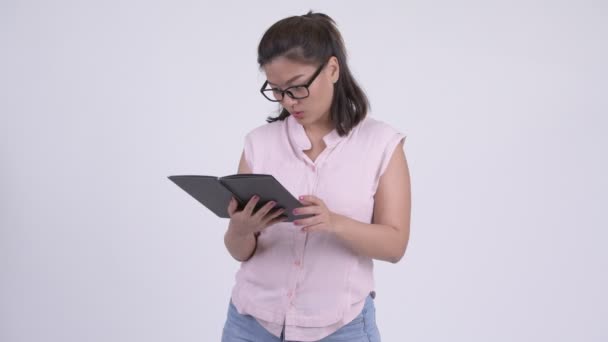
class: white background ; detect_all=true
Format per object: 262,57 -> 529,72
1,1 -> 607,341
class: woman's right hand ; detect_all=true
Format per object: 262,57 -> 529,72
227,195 -> 287,237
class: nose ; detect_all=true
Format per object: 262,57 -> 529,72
280,94 -> 298,108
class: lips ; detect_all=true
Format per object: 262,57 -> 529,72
292,111 -> 304,118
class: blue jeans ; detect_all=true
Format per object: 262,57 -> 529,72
221,292 -> 381,342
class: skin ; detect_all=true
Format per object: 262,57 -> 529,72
224,55 -> 411,263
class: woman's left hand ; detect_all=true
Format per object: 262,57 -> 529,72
293,195 -> 341,234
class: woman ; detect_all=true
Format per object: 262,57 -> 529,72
222,11 -> 411,342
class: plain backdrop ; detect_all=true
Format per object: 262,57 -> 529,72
1,1 -> 607,341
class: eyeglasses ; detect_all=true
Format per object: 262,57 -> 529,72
260,60 -> 327,102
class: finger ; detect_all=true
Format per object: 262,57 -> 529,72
299,195 -> 323,206
298,195 -> 312,205
294,214 -> 322,227
301,222 -> 325,233
262,207 -> 286,224
293,205 -> 322,216
254,200 -> 277,220
227,197 -> 238,217
266,213 -> 289,227
243,195 -> 260,216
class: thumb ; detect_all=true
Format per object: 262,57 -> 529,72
227,197 -> 238,216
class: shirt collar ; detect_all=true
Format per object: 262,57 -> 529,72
286,114 -> 346,151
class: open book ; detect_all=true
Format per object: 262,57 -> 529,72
168,174 -> 313,222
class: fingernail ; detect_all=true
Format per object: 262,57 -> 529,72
292,209 -> 298,214
269,201 -> 276,206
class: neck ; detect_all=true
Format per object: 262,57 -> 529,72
303,114 -> 333,140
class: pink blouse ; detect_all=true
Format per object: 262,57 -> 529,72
229,114 -> 406,341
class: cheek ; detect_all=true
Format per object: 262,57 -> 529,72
310,82 -> 334,109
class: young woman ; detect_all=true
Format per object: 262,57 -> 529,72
221,11 -> 411,342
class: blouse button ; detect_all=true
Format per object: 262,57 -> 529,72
294,260 -> 301,267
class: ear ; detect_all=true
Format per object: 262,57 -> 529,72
328,56 -> 340,83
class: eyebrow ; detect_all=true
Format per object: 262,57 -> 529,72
267,74 -> 304,87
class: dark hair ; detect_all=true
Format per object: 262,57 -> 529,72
257,11 -> 369,136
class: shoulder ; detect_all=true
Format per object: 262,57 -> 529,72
241,119 -> 285,171
245,119 -> 285,142
354,115 -> 406,142
352,115 -> 407,184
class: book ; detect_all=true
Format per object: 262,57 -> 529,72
167,174 -> 314,222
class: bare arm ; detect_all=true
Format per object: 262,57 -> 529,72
223,151 -> 286,262
333,140 -> 411,263
223,151 -> 257,262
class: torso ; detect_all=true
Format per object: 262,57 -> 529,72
303,139 -> 327,163
230,114 -> 406,340
303,149 -> 323,163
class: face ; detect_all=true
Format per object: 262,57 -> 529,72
262,56 -> 339,128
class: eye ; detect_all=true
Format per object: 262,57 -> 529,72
287,86 -> 309,98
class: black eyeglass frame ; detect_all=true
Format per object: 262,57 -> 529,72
259,60 -> 328,102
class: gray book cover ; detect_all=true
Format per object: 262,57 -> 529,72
168,174 -> 313,222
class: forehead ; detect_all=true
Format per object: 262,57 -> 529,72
263,56 -> 317,86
